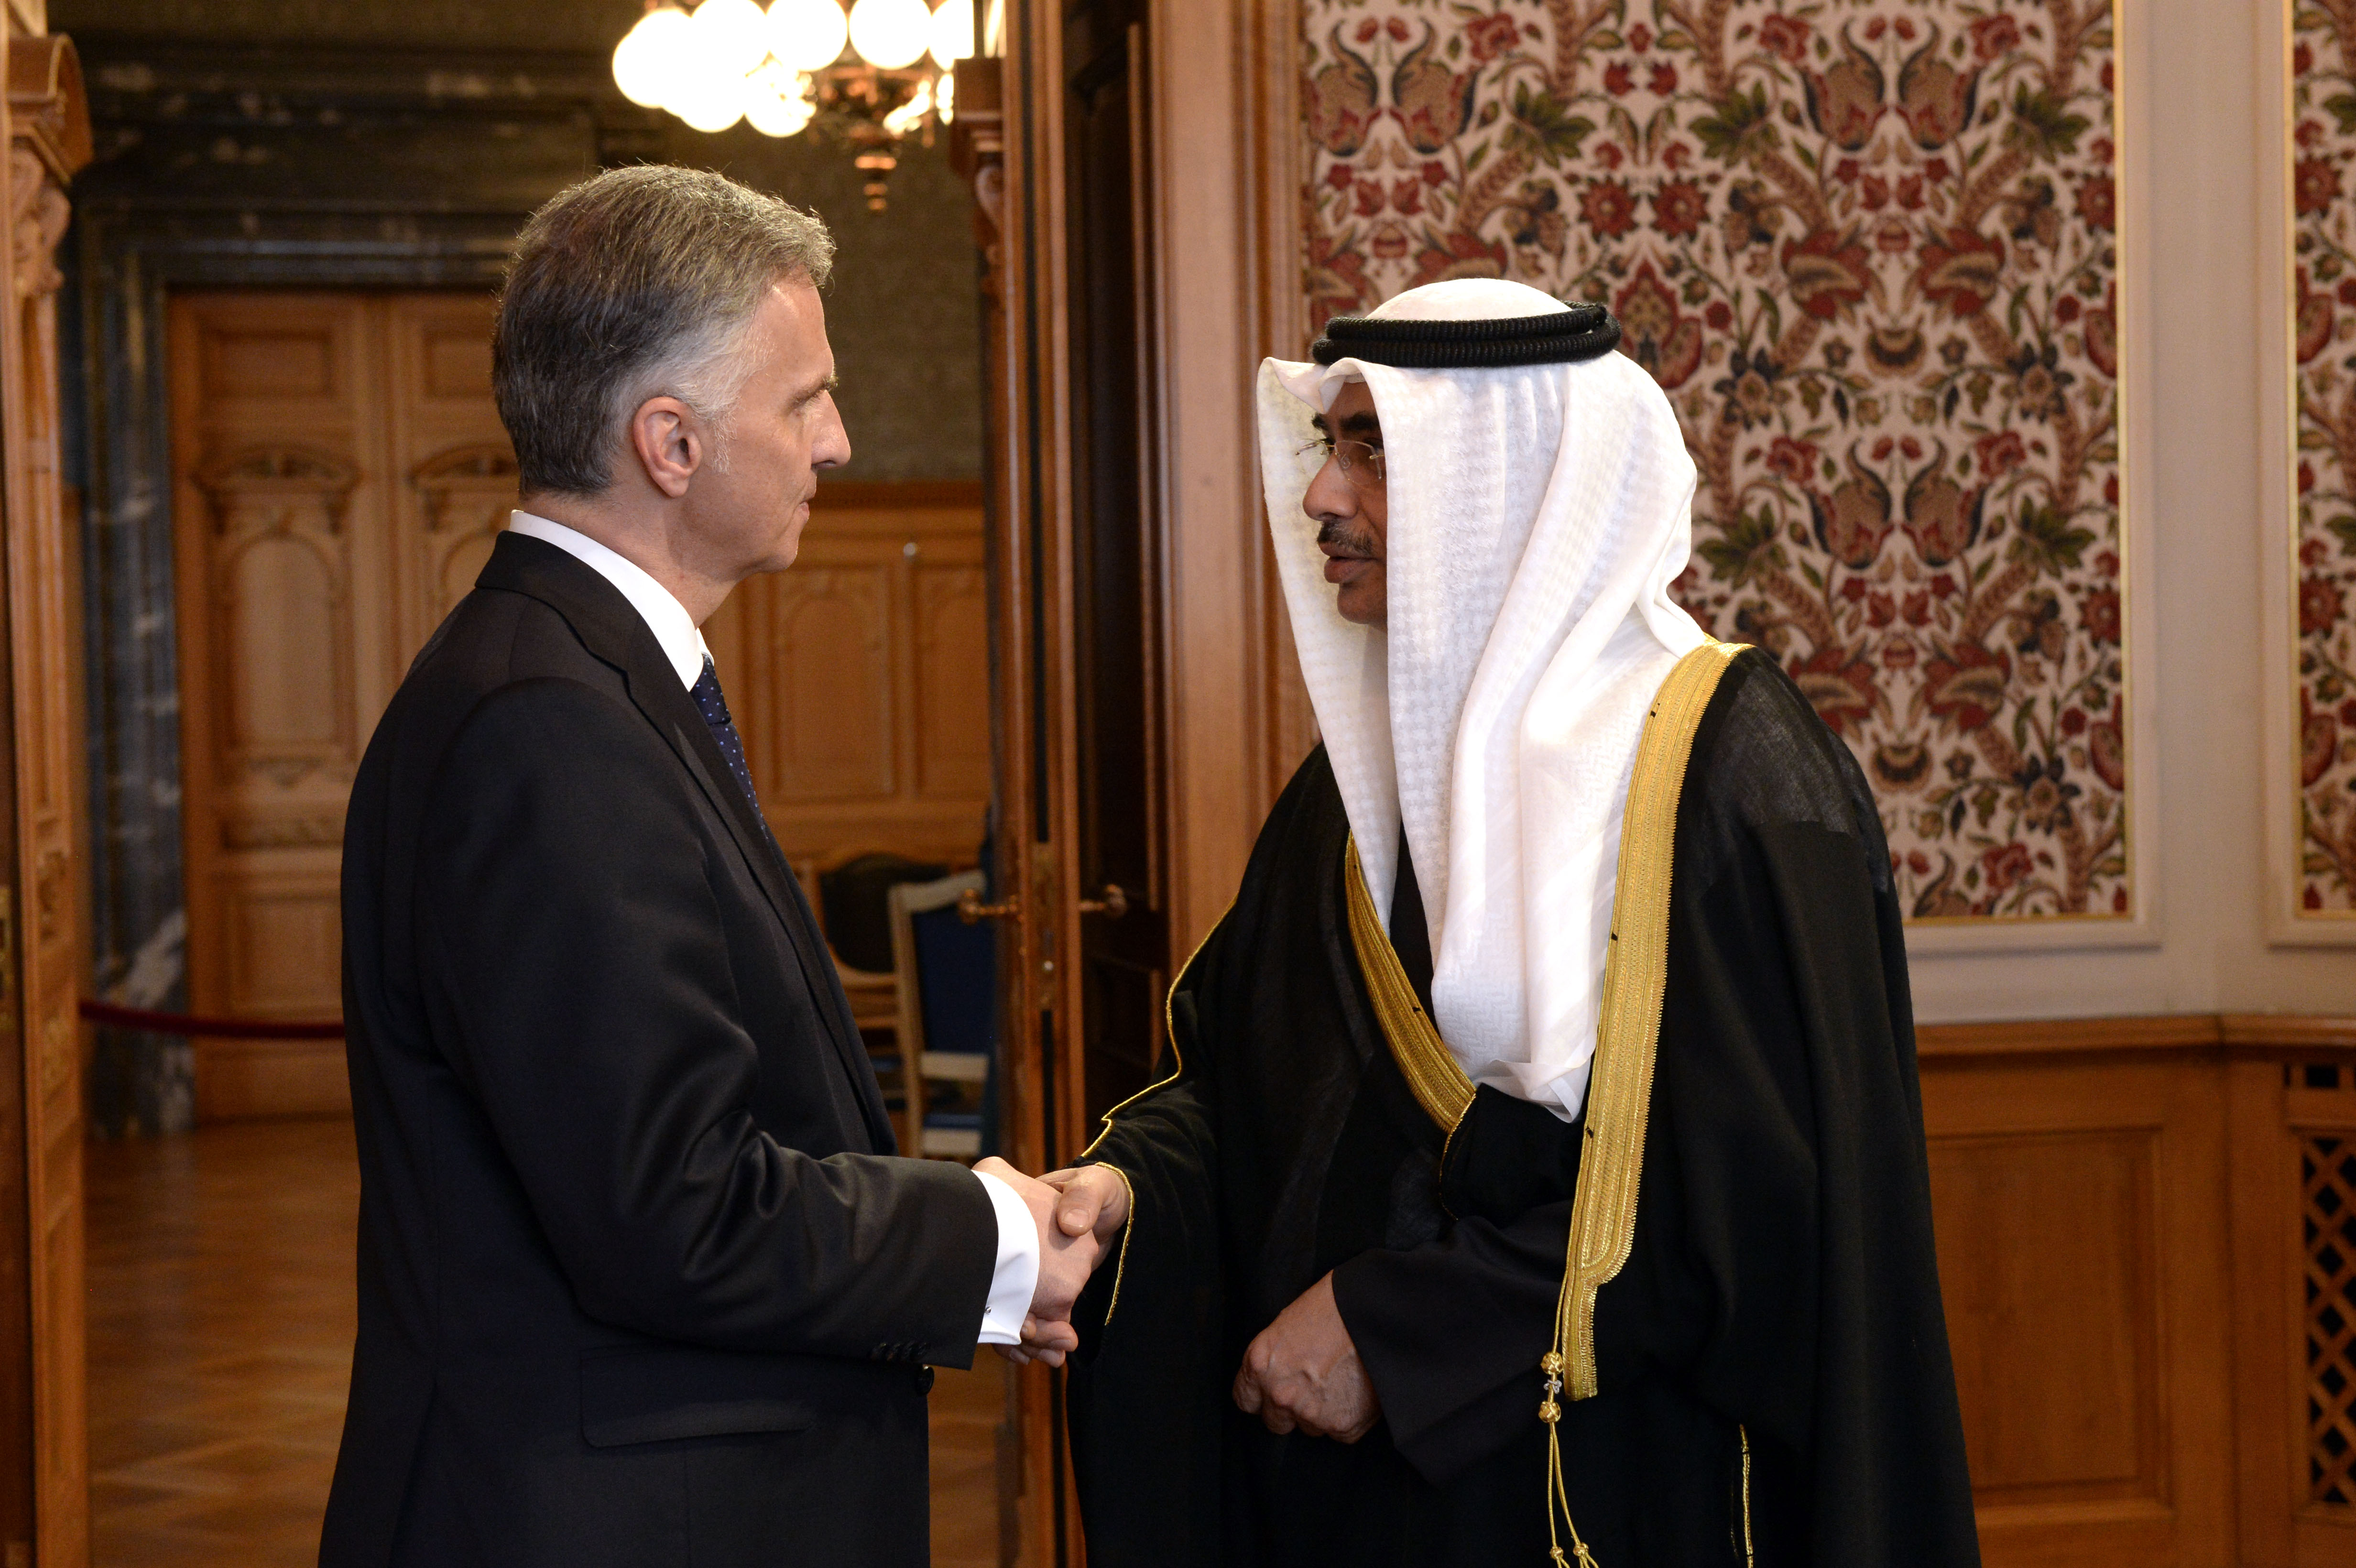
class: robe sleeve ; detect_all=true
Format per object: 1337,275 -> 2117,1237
1062,930 -> 1232,1568
1334,654 -> 1978,1564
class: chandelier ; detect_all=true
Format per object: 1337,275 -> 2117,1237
611,0 -> 975,210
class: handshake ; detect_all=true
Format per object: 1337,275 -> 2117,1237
969,1157 -> 1378,1442
972,1157 -> 1128,1366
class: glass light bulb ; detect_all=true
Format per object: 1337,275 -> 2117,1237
669,57 -> 750,132
744,66 -> 817,135
880,75 -> 931,136
928,0 -> 974,69
612,6 -> 693,109
847,0 -> 931,70
691,0 -> 774,75
767,0 -> 849,72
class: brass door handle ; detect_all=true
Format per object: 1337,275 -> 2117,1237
958,889 -> 1021,924
1077,884 -> 1130,919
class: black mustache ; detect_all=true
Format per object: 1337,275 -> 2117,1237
1316,520 -> 1378,558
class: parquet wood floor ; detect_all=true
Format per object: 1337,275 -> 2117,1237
86,1117 -> 1010,1567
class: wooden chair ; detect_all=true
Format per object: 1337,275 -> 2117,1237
887,871 -> 994,1159
791,856 -> 904,1089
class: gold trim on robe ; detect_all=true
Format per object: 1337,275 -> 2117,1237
1342,837 -> 1476,1130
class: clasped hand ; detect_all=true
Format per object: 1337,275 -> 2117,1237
971,1162 -> 1378,1443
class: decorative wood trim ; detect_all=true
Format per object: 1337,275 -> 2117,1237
810,479 -> 985,510
1918,1013 -> 2356,1061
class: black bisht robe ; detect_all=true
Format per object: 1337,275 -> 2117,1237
1067,648 -> 1980,1567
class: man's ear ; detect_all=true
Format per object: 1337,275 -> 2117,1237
626,396 -> 704,500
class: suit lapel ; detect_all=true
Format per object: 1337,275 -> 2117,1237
478,534 -> 896,1150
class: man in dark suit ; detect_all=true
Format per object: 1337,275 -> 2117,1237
323,165 -> 1094,1568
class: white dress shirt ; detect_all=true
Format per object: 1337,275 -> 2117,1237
508,512 -> 1040,1346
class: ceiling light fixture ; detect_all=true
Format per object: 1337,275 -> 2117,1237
612,0 -> 974,210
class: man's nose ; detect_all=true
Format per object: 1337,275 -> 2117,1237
1302,459 -> 1355,521
813,394 -> 851,470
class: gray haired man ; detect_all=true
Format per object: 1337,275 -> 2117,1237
324,165 -> 1093,1568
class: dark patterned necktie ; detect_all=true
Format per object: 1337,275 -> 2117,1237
690,656 -> 759,808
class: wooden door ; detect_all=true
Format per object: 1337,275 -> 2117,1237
5,28 -> 93,1568
956,0 -> 1177,1553
168,291 -> 509,1122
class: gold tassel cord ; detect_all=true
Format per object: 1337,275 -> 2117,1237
1537,639 -> 1746,1561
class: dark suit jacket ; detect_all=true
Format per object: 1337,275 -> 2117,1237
322,532 -> 998,1568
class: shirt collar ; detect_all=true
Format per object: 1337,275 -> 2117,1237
507,511 -> 710,689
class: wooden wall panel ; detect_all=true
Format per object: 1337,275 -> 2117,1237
706,488 -> 990,870
172,301 -> 993,1114
1920,1056 -> 2236,1567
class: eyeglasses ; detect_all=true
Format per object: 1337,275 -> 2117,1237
1301,436 -> 1387,494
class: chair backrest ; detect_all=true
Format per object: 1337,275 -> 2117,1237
886,871 -> 989,1066
822,852 -> 950,973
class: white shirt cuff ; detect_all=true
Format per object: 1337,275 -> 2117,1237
971,1169 -> 1040,1345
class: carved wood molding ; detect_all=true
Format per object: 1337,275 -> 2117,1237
412,442 -> 518,532
1919,1013 -> 2356,1060
9,34 -> 89,185
195,444 -> 360,788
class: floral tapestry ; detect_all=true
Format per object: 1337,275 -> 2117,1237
1301,0 -> 2126,919
2295,0 -> 2356,915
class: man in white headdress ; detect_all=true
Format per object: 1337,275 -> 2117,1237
1032,281 -> 1978,1567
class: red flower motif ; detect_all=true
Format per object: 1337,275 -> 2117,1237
1897,173 -> 1926,211
2301,573 -> 2346,639
1464,13 -> 1522,63
1386,18 -> 1408,41
1968,13 -> 2022,63
2298,42 -> 2316,76
1974,429 -> 2028,480
1662,142 -> 1692,170
1929,572 -> 1958,598
2061,707 -> 2088,737
1391,178 -> 1424,216
1758,14 -> 1811,64
1306,231 -> 1373,324
2055,294 -> 2081,323
1861,174 -> 1890,211
1604,62 -> 1635,96
1595,142 -> 1625,170
1791,644 -> 1879,735
1923,641 -> 2011,733
1324,163 -> 1356,191
1353,178 -> 1386,218
1901,590 -> 1931,626
1915,225 -> 2006,318
2341,698 -> 2356,726
1765,435 -> 1820,483
1408,230 -> 1505,287
2085,282 -> 2118,379
2299,272 -> 2336,366
2298,157 -> 2344,218
2304,697 -> 2340,787
1866,591 -> 1897,628
1613,261 -> 1704,389
1704,300 -> 1733,331
1980,843 -> 2033,893
2080,587 -> 2121,645
1649,62 -> 1679,95
1782,227 -> 1874,321
2092,720 -> 2129,795
2075,175 -> 2115,232
1841,576 -> 1870,602
1651,179 -> 1707,239
1582,177 -> 1639,239
1627,22 -> 1654,52
1421,160 -> 1448,186
1354,19 -> 1379,43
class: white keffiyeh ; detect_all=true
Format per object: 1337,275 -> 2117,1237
1258,278 -> 1707,1121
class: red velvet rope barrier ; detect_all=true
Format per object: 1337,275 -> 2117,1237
76,998 -> 345,1040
